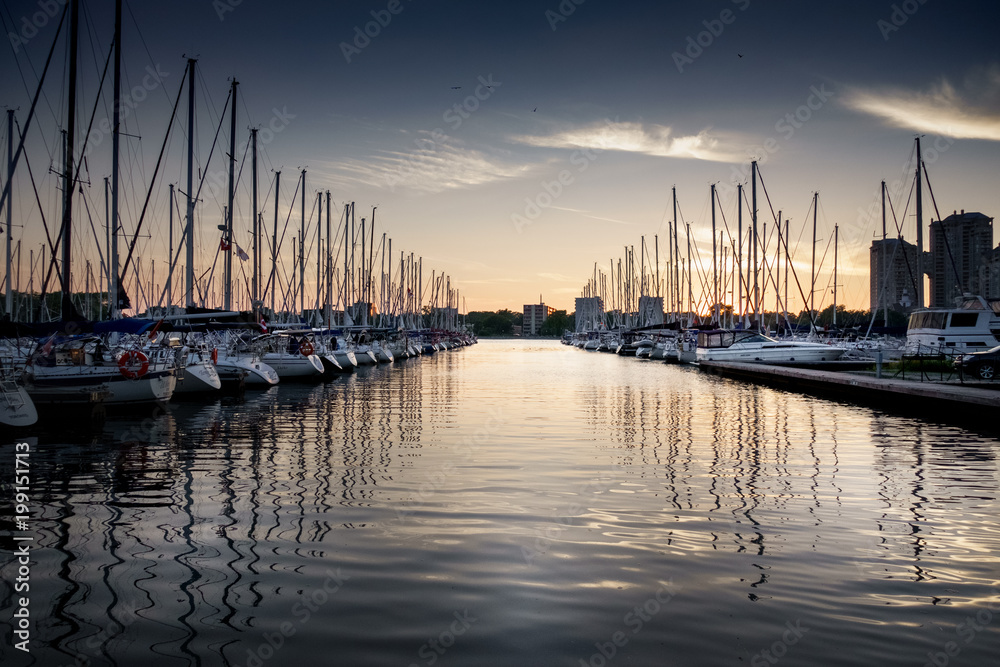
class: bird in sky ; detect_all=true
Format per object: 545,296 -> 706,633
451,86 -> 462,89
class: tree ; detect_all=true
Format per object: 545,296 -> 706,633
539,310 -> 571,336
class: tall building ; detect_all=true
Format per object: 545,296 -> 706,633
869,238 -> 921,314
523,299 -> 555,336
928,211 -> 993,307
574,297 -> 604,332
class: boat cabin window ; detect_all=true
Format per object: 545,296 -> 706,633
949,312 -> 979,328
908,311 -> 947,330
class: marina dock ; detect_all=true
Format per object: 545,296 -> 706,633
698,360 -> 1000,426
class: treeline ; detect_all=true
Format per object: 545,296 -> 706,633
466,309 -> 574,337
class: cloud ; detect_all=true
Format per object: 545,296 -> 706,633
323,131 -> 534,193
511,120 -> 746,162
843,73 -> 1000,141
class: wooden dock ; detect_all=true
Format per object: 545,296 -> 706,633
698,361 -> 1000,427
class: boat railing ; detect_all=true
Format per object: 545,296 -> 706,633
893,343 -> 961,383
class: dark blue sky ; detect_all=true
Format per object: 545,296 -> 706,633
2,0 -> 998,311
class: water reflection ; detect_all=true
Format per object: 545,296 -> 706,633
1,342 -> 998,666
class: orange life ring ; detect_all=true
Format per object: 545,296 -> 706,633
118,350 -> 150,379
300,340 -> 315,356
211,348 -> 218,364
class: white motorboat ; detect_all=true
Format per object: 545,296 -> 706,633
905,296 -> 1000,355
696,330 -> 846,364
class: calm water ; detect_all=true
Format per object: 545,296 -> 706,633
2,339 -> 999,666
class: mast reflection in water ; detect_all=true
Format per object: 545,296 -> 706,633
2,340 -> 999,666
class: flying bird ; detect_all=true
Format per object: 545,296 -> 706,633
451,86 -> 462,89
738,53 -> 743,58
533,107 -> 537,112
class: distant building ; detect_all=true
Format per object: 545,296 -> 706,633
523,300 -> 555,336
869,238 -> 921,314
574,297 -> 604,332
928,211 -> 993,307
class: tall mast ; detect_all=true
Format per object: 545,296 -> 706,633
299,168 -> 305,316
915,136 -> 924,308
711,183 -> 717,323
109,0 -> 121,317
184,57 -> 196,308
686,222 -> 692,324
5,110 -> 13,317
811,191 -> 818,322
166,183 -> 173,306
833,223 -> 839,329
881,179 -> 888,325
325,191 -> 332,327
315,191 -> 322,321
60,0 -> 79,318
751,160 -> 758,328
251,127 -> 258,313
271,170 -> 279,314
223,78 -> 238,311
361,213 -> 366,324
654,234 -> 660,299
671,186 -> 677,322
369,207 -> 377,317
782,218 -> 791,326
737,183 -> 743,326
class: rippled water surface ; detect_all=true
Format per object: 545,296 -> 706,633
2,339 -> 1000,666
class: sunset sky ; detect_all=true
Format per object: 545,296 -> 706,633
1,0 -> 998,315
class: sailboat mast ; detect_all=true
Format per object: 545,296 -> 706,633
251,127 -> 258,313
315,191 -> 322,320
184,57 -> 196,308
271,170 -> 279,313
737,183 -> 743,326
751,160 -> 758,328
671,186 -> 677,322
325,191 -> 332,327
915,137 -> 924,308
299,168 -> 305,316
5,110 -> 13,317
167,183 -> 173,306
224,78 -> 238,311
711,183 -> 717,323
833,223 -> 839,328
811,191 -> 818,321
60,0 -> 79,318
109,0 -> 120,316
881,179 -> 888,325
